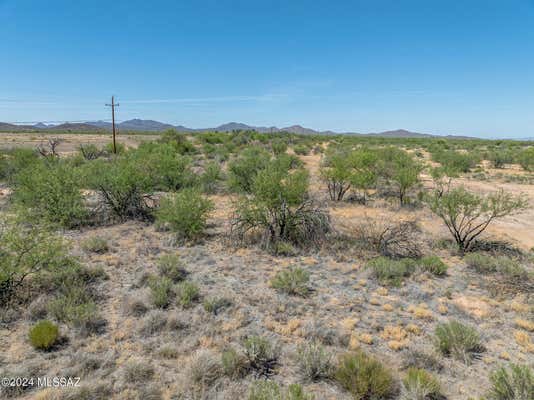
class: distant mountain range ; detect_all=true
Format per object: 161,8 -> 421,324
0,119 -> 524,140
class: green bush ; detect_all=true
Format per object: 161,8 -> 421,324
157,254 -> 187,282
81,236 -> 109,254
464,253 -> 529,280
200,161 -> 223,194
434,320 -> 484,364
296,342 -> 333,381
335,351 -> 397,399
244,336 -> 279,375
12,161 -> 87,227
487,364 -> 533,400
232,161 -> 330,249
86,156 -> 154,221
47,285 -> 101,333
158,129 -> 196,154
320,149 -> 355,201
488,149 -> 514,169
221,348 -> 247,378
1,219 -> 69,305
432,150 -> 479,173
426,187 -> 527,253
293,144 -> 311,155
418,256 -> 448,276
271,266 -> 310,296
517,147 -> 534,171
0,148 -> 40,183
149,277 -> 174,308
155,189 -> 214,241
203,296 -> 232,315
401,368 -> 441,400
228,146 -> 271,193
366,257 -> 416,286
29,320 -> 59,350
176,281 -> 199,308
272,139 -> 288,155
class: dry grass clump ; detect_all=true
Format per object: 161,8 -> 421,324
401,349 -> 443,372
157,253 -> 187,282
203,296 -> 232,315
434,320 -> 484,364
247,380 -> 314,400
186,349 -> 223,390
122,360 -> 155,385
81,236 -> 109,254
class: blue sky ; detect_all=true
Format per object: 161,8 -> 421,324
1,0 -> 534,138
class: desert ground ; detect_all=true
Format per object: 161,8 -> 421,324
0,132 -> 532,400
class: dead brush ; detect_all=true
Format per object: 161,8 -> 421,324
354,217 -> 423,258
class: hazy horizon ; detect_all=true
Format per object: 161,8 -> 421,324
2,0 -> 534,138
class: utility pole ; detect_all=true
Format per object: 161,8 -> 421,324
105,96 -> 119,154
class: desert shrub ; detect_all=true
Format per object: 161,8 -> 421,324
464,253 -> 529,280
401,368 -> 441,400
221,348 -> 247,378
517,147 -> 534,171
155,189 -> 214,241
418,255 -> 448,276
488,149 -> 514,169
176,281 -> 200,308
203,296 -> 232,315
432,150 -> 479,173
78,144 -> 105,160
0,148 -> 40,183
12,161 -> 87,227
487,363 -> 533,400
354,219 -> 422,258
122,360 -> 155,384
244,336 -> 279,376
148,277 -> 174,308
248,381 -> 313,400
320,149 -> 354,201
103,141 -> 127,155
335,351 -> 397,400
350,148 -> 379,202
86,156 -> 154,221
228,146 -> 271,193
426,186 -> 527,253
157,254 -> 187,282
132,143 -> 196,191
0,219 -> 70,305
296,342 -> 333,381
28,320 -> 60,350
387,151 -> 422,205
293,144 -> 311,155
366,257 -> 416,286
187,349 -> 223,389
272,139 -> 288,155
270,266 -> 310,296
47,285 -> 103,335
434,320 -> 484,364
81,236 -> 109,254
231,162 -> 330,249
158,129 -> 196,154
200,161 -> 223,194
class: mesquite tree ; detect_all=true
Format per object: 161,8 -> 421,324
426,186 -> 527,253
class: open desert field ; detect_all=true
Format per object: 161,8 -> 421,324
0,131 -> 532,400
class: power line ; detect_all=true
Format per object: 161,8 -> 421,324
105,96 -> 120,154
1,119 -> 112,124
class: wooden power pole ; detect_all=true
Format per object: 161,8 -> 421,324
106,96 -> 119,154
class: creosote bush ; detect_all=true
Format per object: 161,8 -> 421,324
334,351 -> 397,400
155,189 -> 214,242
29,320 -> 60,351
228,146 -> 271,193
270,266 -> 310,296
487,363 -> 533,400
434,320 -> 484,364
